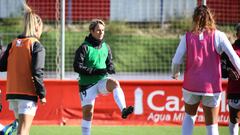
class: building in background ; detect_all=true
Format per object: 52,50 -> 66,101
1,0 -> 239,24
110,0 -> 196,23
0,0 -> 23,18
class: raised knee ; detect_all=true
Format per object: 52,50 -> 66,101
106,79 -> 119,92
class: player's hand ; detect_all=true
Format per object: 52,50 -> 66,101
228,68 -> 239,80
107,69 -> 115,74
0,45 -> 2,55
172,75 -> 178,80
40,98 -> 47,105
92,68 -> 107,75
172,72 -> 180,80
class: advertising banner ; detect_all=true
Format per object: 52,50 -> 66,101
118,80 -> 228,126
0,80 -> 229,125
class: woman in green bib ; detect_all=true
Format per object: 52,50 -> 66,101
73,19 -> 133,135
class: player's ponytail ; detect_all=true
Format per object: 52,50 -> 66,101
192,5 -> 216,33
22,2 -> 43,37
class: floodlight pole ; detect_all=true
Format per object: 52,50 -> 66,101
60,0 -> 65,79
160,0 -> 164,28
202,0 -> 207,5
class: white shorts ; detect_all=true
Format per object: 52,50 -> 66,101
80,78 -> 111,107
228,99 -> 240,110
9,99 -> 37,118
182,89 -> 222,107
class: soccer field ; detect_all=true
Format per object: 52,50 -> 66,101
29,125 -> 229,135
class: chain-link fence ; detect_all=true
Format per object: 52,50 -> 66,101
0,0 -> 239,80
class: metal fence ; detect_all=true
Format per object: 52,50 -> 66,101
0,0 -> 239,80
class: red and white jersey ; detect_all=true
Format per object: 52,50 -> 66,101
227,40 -> 240,98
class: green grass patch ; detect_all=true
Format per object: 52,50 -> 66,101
28,125 -> 229,135
39,29 -> 179,72
1,19 -> 235,73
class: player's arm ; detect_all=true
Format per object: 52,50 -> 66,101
0,43 -> 12,72
0,43 -> 2,54
221,52 -> 229,78
219,32 -> 240,76
171,35 -> 186,79
221,52 -> 239,80
0,90 -> 2,112
73,44 -> 107,75
106,44 -> 115,74
31,42 -> 46,101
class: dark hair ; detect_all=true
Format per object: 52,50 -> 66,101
235,23 -> 240,33
89,19 -> 105,31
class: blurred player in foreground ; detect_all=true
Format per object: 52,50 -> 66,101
73,19 -> 134,135
0,120 -> 18,135
0,2 -> 46,135
0,89 -> 18,135
171,5 -> 240,135
221,23 -> 240,135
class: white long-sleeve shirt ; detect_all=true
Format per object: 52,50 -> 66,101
172,30 -> 240,79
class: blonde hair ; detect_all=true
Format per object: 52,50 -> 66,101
192,5 -> 216,33
23,2 -> 43,37
89,19 -> 105,31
